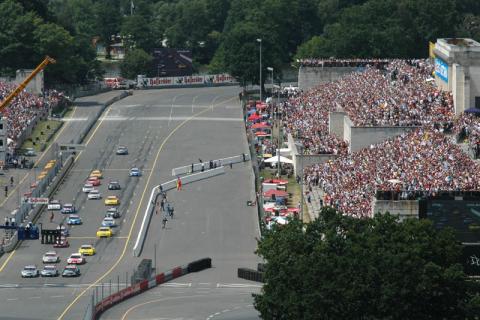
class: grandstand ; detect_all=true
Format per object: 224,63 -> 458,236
280,39 -> 480,239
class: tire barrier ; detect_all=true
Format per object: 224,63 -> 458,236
187,258 -> 212,273
90,258 -> 212,320
237,267 -> 264,283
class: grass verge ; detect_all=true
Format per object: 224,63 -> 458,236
21,120 -> 63,152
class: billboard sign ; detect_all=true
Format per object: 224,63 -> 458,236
435,58 -> 448,83
28,197 -> 49,205
140,74 -> 236,88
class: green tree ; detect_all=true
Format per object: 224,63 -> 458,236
94,0 -> 122,58
255,208 -> 479,319
120,48 -> 153,79
121,14 -> 154,53
0,0 -> 42,74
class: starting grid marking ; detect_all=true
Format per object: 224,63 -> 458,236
99,116 -> 242,122
0,282 -> 261,289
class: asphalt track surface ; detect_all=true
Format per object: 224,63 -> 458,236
0,86 -> 261,320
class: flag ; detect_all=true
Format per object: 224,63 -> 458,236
130,1 -> 135,14
176,177 -> 182,191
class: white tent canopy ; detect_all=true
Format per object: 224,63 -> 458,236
264,155 -> 294,164
276,148 -> 291,157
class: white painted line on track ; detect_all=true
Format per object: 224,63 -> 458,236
99,116 -> 242,122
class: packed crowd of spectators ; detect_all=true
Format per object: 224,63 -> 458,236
298,58 -> 390,68
281,59 -> 455,155
304,129 -> 480,217
454,112 -> 480,158
0,82 -> 66,152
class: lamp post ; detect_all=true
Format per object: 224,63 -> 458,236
298,144 -> 304,221
267,67 -> 274,120
257,38 -> 262,102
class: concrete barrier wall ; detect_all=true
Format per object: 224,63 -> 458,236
329,110 -> 346,139
133,167 -> 225,256
372,199 -> 419,220
287,133 -> 338,176
344,116 -> 420,153
77,91 -> 130,144
3,155 -> 75,252
298,66 -> 362,90
172,154 -> 250,176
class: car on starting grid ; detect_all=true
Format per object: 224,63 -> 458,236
62,265 -> 81,277
21,265 -> 39,278
40,265 -> 59,277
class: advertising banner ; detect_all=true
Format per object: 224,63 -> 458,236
141,74 -> 236,88
28,197 -> 49,205
435,58 -> 448,83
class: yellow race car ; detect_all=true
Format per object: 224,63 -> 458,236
78,244 -> 96,256
104,196 -> 120,206
90,169 -> 103,179
96,227 -> 112,238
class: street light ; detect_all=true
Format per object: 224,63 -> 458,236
267,67 -> 274,120
297,144 -> 304,221
267,67 -> 281,177
257,38 -> 262,102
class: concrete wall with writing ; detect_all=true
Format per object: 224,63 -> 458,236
298,66 -> 361,91
373,200 -> 419,220
344,116 -> 419,153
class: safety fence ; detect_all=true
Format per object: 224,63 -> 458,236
1,90 -> 130,253
84,258 -> 212,320
171,154 -> 251,176
2,154 -> 72,252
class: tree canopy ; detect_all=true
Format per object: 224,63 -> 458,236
254,208 -> 480,319
1,0 -> 479,85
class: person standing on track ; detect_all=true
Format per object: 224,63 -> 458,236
176,177 -> 182,191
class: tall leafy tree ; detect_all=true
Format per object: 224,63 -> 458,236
255,208 -> 480,319
94,0 -> 122,58
120,48 -> 153,79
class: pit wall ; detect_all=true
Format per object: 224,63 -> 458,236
298,66 -> 361,91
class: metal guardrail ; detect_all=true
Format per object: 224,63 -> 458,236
133,167 -> 225,257
171,154 -> 250,176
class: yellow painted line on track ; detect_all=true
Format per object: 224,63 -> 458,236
74,108 -> 112,162
57,95 -> 236,319
69,236 -> 128,240
0,107 -> 78,274
120,298 -> 189,320
0,250 -> 16,272
71,168 -> 152,172
119,293 -> 249,320
0,107 -> 78,208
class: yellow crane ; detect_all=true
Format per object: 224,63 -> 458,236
0,56 -> 56,112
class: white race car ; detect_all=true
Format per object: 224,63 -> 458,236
47,200 -> 62,210
87,189 -> 101,200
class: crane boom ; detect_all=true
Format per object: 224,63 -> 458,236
0,56 -> 56,112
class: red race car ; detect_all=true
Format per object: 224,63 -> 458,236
53,236 -> 69,248
87,177 -> 101,186
67,253 -> 85,265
